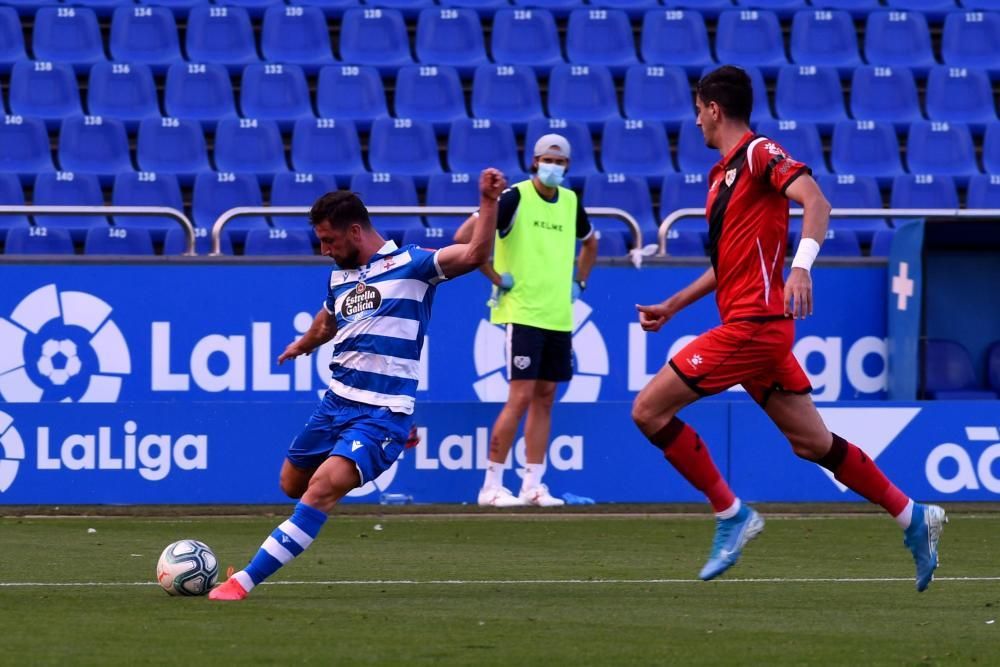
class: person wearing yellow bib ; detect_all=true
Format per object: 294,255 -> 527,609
455,134 -> 598,506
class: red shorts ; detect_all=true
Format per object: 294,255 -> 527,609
668,317 -> 812,405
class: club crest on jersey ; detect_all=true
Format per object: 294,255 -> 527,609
341,282 -> 382,322
724,169 -> 737,188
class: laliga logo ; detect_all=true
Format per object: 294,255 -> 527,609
472,300 -> 609,402
0,410 -> 24,493
0,284 -> 131,403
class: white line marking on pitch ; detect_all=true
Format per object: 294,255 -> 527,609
2,577 -> 999,588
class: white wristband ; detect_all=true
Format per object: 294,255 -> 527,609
791,237 -> 821,272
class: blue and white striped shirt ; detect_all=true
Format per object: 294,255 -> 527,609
322,241 -> 446,414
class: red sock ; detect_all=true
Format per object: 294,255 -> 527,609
819,434 -> 910,517
648,418 -> 736,513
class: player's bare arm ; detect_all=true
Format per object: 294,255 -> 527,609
784,175 -> 832,320
576,233 -> 598,284
635,267 -> 718,333
437,168 -> 507,278
277,308 -> 337,364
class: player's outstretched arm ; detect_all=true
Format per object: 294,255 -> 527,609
784,175 -> 832,319
635,267 -> 717,332
437,168 -> 507,279
277,308 -> 337,364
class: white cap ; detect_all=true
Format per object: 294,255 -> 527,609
533,133 -> 571,160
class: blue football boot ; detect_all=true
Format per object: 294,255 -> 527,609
904,503 -> 947,592
699,504 -> 765,581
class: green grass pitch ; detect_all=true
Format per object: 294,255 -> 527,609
1,508 -> 998,666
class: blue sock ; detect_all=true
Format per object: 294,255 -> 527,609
235,502 -> 327,591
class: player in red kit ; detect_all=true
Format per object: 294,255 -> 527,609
633,66 -> 945,590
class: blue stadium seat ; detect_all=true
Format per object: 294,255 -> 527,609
243,228 -> 315,256
523,118 -> 598,186
890,175 -> 959,217
163,225 -> 233,255
490,9 -> 563,71
471,64 -> 544,131
941,12 -> 1000,74
57,116 -> 132,184
714,10 -> 787,75
0,115 -> 55,182
699,65 -> 773,122
565,9 -> 637,74
789,9 -> 861,72
84,226 -> 155,255
287,0 -> 359,18
907,121 -> 979,181
136,117 -> 210,185
219,0 -> 279,19
108,6 -> 181,73
32,171 -> 107,241
922,339 -> 997,399
0,173 -> 29,238
239,64 -> 313,128
774,65 -> 847,130
659,173 -> 709,233
348,173 -> 423,244
364,0 -> 428,19
869,228 -> 894,256
394,66 -> 467,135
192,171 -> 268,244
438,0 -> 510,11
588,0 -> 658,19
794,229 -> 861,256
368,117 -> 442,185
269,171 -> 339,230
849,66 -> 922,130
32,7 -> 104,72
806,0 -> 878,17
4,225 -> 74,254
111,171 -> 185,243
756,120 -> 828,175
290,118 -> 364,180
814,173 -> 887,244
8,61 -> 82,128
315,65 -> 388,132
425,172 -> 479,229
989,341 -> 1000,394
415,8 -> 488,76
447,119 -> 522,175
138,0 -> 202,17
830,120 -> 903,184
864,11 -> 936,73
640,9 -> 713,75
0,7 -> 26,74
260,5 -> 335,72
582,173 -> 658,245
163,62 -> 238,126
966,174 -> 1000,208
339,8 -> 412,74
185,6 -> 258,71
214,118 -> 289,180
547,64 -> 620,130
86,62 -> 160,129
925,66 -> 996,131
595,228 -> 628,256
884,0 -> 957,23
403,226 -> 452,249
677,120 -> 720,174
622,65 -> 691,130
663,228 -> 706,256
511,0 -> 582,18
985,124 -> 1000,174
600,119 -> 674,185
736,0 -> 808,19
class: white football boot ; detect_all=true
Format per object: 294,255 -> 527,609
478,485 -> 526,507
518,483 -> 566,507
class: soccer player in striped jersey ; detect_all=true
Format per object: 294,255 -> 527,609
209,168 -> 507,601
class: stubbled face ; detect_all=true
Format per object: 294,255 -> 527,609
695,96 -> 721,150
314,220 -> 362,268
532,155 -> 570,172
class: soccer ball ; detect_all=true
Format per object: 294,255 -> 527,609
37,339 -> 82,386
156,540 -> 219,596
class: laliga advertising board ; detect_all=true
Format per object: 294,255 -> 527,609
0,263 -> 997,504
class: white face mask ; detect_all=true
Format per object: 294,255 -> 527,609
537,163 -> 566,188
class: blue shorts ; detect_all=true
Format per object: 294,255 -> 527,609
287,390 -> 411,485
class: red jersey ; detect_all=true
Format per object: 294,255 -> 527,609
704,131 -> 809,323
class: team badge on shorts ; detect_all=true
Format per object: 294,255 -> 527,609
725,168 -> 737,188
513,355 -> 531,370
341,282 -> 382,322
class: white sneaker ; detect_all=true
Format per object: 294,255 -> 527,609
519,484 -> 565,507
477,485 -> 525,507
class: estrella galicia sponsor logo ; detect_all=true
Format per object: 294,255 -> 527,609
0,284 -> 131,403
0,410 -> 25,492
340,283 -> 382,322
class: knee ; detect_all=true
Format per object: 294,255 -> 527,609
788,433 -> 828,462
280,473 -> 305,499
533,386 -> 557,410
632,395 -> 668,437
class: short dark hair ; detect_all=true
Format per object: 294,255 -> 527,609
309,191 -> 372,229
696,66 -> 753,125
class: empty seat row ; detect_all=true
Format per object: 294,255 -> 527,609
923,339 -> 1000,399
2,6 -> 997,76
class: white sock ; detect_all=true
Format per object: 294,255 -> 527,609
484,462 -> 504,489
715,498 -> 742,520
521,464 -> 543,491
894,498 -> 915,529
233,570 -> 255,592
